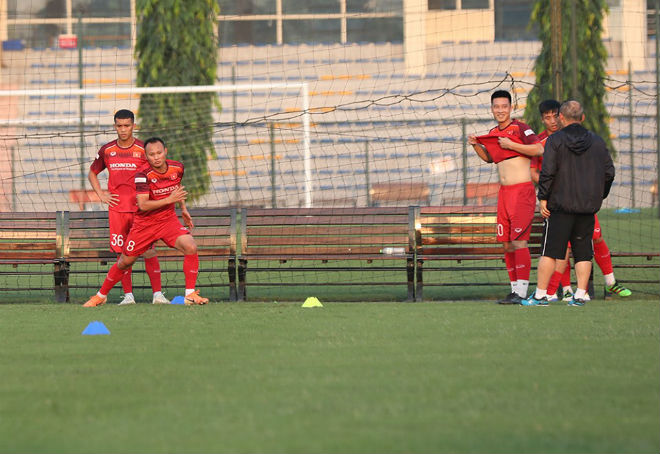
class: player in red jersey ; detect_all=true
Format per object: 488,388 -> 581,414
88,109 -> 168,305
468,90 -> 543,304
83,137 -> 209,307
531,100 -> 632,301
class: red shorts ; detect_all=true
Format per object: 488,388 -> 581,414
123,214 -> 190,257
108,210 -> 135,253
496,181 -> 536,242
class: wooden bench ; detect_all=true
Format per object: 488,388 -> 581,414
0,212 -> 70,301
413,206 -> 543,301
465,183 -> 500,205
369,182 -> 430,206
54,208 -> 239,302
238,207 -> 416,301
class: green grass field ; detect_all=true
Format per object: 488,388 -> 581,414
1,300 -> 658,453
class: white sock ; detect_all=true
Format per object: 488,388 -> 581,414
562,286 -> 573,295
534,288 -> 547,299
153,291 -> 164,297
511,282 -> 518,294
574,288 -> 587,299
97,292 -> 107,298
603,273 -> 616,287
185,289 -> 195,297
124,292 -> 133,298
517,280 -> 529,298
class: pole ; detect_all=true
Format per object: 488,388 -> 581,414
461,118 -> 468,205
365,141 -> 371,207
232,65 -> 238,205
270,122 -> 276,208
11,145 -> 15,211
550,0 -> 563,101
628,60 -> 636,208
656,0 -> 660,218
77,13 -> 85,192
302,82 -> 312,208
570,0 -> 578,99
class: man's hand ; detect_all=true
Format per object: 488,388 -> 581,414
467,135 -> 478,146
540,199 -> 550,218
498,136 -> 514,150
167,186 -> 188,204
99,190 -> 119,207
181,208 -> 194,230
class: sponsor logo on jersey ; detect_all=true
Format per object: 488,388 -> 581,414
153,184 -> 179,195
110,151 -> 116,156
109,162 -> 138,169
151,178 -> 158,183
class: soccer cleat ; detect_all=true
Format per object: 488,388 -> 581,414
497,292 -> 523,305
547,293 -> 559,302
82,294 -> 107,308
521,295 -> 549,306
568,297 -> 586,306
561,291 -> 574,302
184,290 -> 209,306
118,294 -> 136,306
606,281 -> 632,297
152,293 -> 170,305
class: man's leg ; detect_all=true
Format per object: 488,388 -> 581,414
83,255 -> 138,307
173,234 -> 208,305
594,237 -> 632,297
568,214 -> 595,306
512,240 -> 531,298
143,247 -> 168,303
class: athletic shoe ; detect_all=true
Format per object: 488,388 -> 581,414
118,294 -> 136,306
152,293 -> 170,305
561,291 -> 574,302
606,281 -> 632,297
82,294 -> 107,307
184,290 -> 209,306
568,297 -> 586,307
521,295 -> 549,306
497,292 -> 522,305
547,293 -> 559,302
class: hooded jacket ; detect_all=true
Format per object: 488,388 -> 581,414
538,123 -> 615,214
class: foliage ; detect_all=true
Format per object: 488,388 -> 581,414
135,0 -> 219,201
524,0 -> 614,154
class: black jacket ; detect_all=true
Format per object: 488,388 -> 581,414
538,123 -> 615,214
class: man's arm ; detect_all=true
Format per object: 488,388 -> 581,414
136,186 -> 188,212
468,135 -> 493,163
87,169 -> 119,207
499,137 -> 543,157
178,200 -> 194,230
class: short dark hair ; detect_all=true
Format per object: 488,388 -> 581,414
491,90 -> 511,104
539,99 -> 561,115
113,109 -> 134,122
144,137 -> 166,149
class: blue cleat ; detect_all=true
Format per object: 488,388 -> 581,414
521,295 -> 548,306
568,297 -> 586,307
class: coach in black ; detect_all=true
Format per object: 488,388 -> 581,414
522,100 -> 615,306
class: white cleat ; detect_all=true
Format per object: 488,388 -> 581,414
152,292 -> 170,305
118,294 -> 136,306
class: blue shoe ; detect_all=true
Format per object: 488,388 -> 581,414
521,295 -> 548,306
568,297 -> 586,306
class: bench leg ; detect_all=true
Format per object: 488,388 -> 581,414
415,259 -> 423,302
406,258 -> 415,301
238,259 -> 247,301
54,259 -> 70,303
228,258 -> 237,302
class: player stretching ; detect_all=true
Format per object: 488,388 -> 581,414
88,109 -> 168,305
468,90 -> 543,304
83,137 -> 209,307
531,100 -> 632,301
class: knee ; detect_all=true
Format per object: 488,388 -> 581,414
183,242 -> 198,255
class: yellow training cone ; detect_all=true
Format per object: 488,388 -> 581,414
302,297 -> 323,308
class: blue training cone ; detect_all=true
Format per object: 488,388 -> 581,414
171,295 -> 186,305
82,321 -> 110,335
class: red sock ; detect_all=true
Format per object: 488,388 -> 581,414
183,254 -> 199,290
561,262 -> 571,288
144,256 -> 162,293
514,247 -> 531,281
547,271 -> 563,295
504,251 -> 517,283
593,240 -> 613,275
118,254 -> 132,293
100,263 -> 130,296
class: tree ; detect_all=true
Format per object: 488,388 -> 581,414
135,0 -> 219,201
524,0 -> 613,153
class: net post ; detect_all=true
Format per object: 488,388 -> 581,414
302,82 -> 312,207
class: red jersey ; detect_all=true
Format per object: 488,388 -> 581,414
483,119 -> 540,163
531,130 -> 549,172
90,139 -> 147,213
134,159 -> 185,221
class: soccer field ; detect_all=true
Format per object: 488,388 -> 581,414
1,301 -> 658,453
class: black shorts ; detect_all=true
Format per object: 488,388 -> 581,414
541,211 -> 595,262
